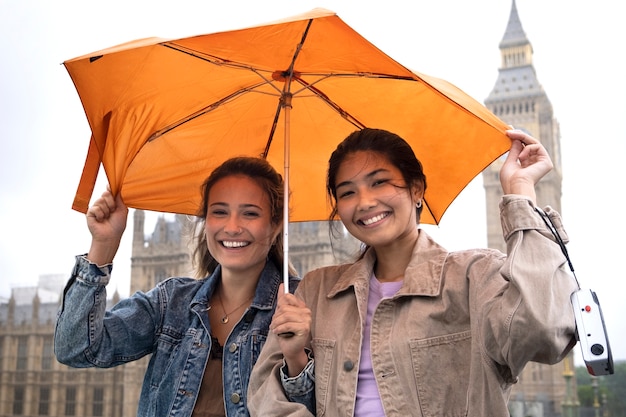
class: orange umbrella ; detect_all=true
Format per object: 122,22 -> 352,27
65,8 -> 510,283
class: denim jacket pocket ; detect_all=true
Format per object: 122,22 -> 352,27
409,331 -> 471,417
249,332 -> 268,364
311,338 -> 335,416
149,326 -> 189,389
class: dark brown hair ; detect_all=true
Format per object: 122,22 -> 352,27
327,128 -> 427,222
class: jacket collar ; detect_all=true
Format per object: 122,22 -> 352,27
191,260 -> 284,312
329,229 -> 449,298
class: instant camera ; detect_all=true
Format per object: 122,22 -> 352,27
536,208 -> 614,376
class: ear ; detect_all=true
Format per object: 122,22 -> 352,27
271,224 -> 283,245
411,180 -> 425,203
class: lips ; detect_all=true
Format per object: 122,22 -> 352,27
359,212 -> 390,226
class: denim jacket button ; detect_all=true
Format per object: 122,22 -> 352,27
228,343 -> 237,353
343,360 -> 355,371
230,392 -> 241,403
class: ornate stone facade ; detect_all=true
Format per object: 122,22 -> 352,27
0,274 -> 127,416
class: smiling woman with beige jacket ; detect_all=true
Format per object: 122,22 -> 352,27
247,128 -> 577,416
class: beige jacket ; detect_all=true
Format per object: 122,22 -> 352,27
248,196 -> 577,416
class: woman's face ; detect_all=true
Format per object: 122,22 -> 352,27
204,175 -> 280,277
334,151 -> 422,248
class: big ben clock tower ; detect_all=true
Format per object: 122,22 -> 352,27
484,0 -> 563,254
483,2 -> 574,416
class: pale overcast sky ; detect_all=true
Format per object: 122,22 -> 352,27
1,0 -> 624,362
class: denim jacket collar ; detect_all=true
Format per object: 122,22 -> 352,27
190,260 -> 284,314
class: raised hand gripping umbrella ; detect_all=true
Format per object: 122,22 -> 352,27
65,8 -> 510,289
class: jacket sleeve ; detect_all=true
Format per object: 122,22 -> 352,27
280,350 -> 316,404
54,255 -> 160,367
479,196 -> 578,379
248,329 -> 315,416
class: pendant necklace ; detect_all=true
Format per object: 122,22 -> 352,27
216,292 -> 254,324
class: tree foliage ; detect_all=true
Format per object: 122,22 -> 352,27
577,360 -> 626,415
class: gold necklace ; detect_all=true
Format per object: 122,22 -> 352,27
216,292 -> 254,324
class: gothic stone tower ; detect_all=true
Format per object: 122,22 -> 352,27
483,2 -> 574,416
484,0 -> 563,248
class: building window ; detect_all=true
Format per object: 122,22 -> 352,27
42,336 -> 53,370
13,386 -> 25,415
17,335 -> 28,370
39,387 -> 50,415
65,387 -> 76,416
93,387 -> 104,416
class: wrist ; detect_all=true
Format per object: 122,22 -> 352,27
285,349 -> 310,377
87,239 -> 121,266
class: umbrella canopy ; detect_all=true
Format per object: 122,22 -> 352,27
66,8 -> 509,228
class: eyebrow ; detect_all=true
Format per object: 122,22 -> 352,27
209,202 -> 263,210
335,168 -> 390,189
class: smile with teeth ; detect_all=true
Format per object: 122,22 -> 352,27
221,240 -> 250,248
361,212 -> 389,226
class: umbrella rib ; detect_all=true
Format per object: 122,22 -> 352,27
291,73 -> 419,130
146,80 -> 274,142
261,18 -> 314,158
422,198 -> 439,226
297,77 -> 366,130
162,43 -> 284,95
291,72 -> 416,97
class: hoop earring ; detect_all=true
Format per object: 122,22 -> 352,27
416,200 -> 422,209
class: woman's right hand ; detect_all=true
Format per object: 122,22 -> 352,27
86,189 -> 128,265
271,284 -> 312,377
500,129 -> 554,204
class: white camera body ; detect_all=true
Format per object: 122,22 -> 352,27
571,289 -> 614,376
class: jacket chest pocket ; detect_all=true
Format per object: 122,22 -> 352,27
246,332 -> 268,365
409,331 -> 471,417
149,327 -> 197,389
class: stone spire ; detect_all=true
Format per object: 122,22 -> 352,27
499,0 -> 529,49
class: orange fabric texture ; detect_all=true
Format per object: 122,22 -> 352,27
65,8 -> 510,225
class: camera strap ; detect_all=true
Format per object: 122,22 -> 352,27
534,207 -> 580,289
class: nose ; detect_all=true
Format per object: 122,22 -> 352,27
224,215 -> 243,235
356,187 -> 377,211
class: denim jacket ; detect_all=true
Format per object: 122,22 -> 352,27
55,255 -> 299,417
248,196 -> 578,416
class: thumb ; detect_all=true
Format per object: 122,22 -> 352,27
114,192 -> 127,211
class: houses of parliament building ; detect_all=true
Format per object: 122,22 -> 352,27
0,1 -> 578,416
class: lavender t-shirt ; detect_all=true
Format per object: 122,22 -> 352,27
354,273 -> 403,416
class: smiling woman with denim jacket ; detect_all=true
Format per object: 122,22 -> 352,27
247,129 -> 578,416
55,157 -> 299,417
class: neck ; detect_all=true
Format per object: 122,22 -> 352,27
218,267 -> 261,304
372,230 -> 418,282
